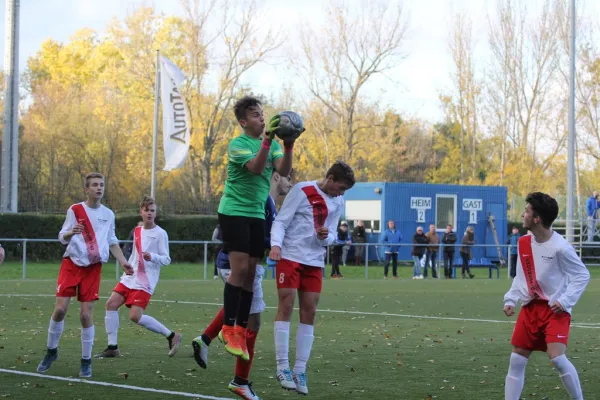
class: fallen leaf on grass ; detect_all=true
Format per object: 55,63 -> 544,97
119,373 -> 128,379
328,380 -> 339,386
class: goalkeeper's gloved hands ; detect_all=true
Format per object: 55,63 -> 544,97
265,115 -> 281,140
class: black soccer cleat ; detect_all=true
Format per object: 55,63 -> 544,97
36,348 -> 58,373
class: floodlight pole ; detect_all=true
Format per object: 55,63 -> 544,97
1,0 -> 20,213
566,0 -> 576,243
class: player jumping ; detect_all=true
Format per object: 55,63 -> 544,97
269,161 -> 355,395
503,192 -> 590,400
192,170 -> 293,400
217,96 -> 296,362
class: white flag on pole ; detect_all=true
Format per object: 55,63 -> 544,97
159,56 -> 190,171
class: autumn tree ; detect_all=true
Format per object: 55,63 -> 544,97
295,0 -> 408,165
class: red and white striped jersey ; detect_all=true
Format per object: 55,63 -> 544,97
119,225 -> 171,295
59,202 -> 119,267
271,181 -> 344,268
503,232 -> 590,314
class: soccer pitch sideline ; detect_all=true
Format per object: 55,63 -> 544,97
1,266 -> 600,399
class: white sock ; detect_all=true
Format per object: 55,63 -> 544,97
274,320 -> 290,371
294,323 -> 315,374
505,352 -> 528,400
138,315 -> 171,337
81,326 -> 95,360
105,311 -> 119,346
551,354 -> 584,400
47,318 -> 64,349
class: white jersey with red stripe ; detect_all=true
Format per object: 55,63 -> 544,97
59,202 -> 119,267
503,232 -> 590,314
119,225 -> 171,295
271,180 -> 344,268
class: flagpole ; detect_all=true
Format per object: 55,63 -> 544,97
151,50 -> 160,198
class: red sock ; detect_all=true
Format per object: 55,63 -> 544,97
204,307 -> 224,341
235,330 -> 258,380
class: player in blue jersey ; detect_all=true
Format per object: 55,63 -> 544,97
192,170 -> 292,400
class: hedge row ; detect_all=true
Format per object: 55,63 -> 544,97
0,213 -> 219,262
3,216 -> 595,262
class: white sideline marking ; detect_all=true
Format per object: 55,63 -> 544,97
1,294 -> 600,329
0,368 -> 234,399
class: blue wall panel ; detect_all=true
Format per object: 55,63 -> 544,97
343,183 -> 507,263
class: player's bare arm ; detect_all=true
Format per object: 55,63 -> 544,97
274,145 -> 293,177
110,244 -> 133,275
62,223 -> 84,242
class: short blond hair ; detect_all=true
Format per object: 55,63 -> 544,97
84,172 -> 104,187
139,195 -> 156,210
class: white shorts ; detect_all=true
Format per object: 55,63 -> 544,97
218,265 -> 265,314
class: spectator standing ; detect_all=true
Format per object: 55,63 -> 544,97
381,220 -> 402,279
460,226 -> 476,279
340,221 -> 352,266
351,220 -> 366,265
412,227 -> 428,279
424,224 -> 439,279
506,227 -> 521,278
331,222 -> 351,279
585,191 -> 599,242
441,225 -> 458,279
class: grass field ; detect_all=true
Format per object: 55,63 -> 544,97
1,262 -> 600,400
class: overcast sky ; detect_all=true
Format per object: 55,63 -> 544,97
0,0 -> 597,123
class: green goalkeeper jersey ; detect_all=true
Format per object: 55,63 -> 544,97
218,133 -> 283,219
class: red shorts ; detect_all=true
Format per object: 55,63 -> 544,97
276,258 -> 323,293
113,282 -> 151,309
511,300 -> 571,352
56,258 -> 102,302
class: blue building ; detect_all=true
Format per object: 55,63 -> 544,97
343,182 -> 508,262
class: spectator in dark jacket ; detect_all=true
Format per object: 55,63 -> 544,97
332,222 -> 351,279
441,224 -> 458,279
460,226 -> 475,279
506,226 -> 521,278
381,220 -> 402,279
412,226 -> 429,279
352,220 -> 366,265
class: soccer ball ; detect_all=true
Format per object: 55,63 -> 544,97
275,111 -> 304,141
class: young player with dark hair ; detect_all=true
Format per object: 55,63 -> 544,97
270,161 -> 355,395
217,95 -> 298,361
503,192 -> 590,400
